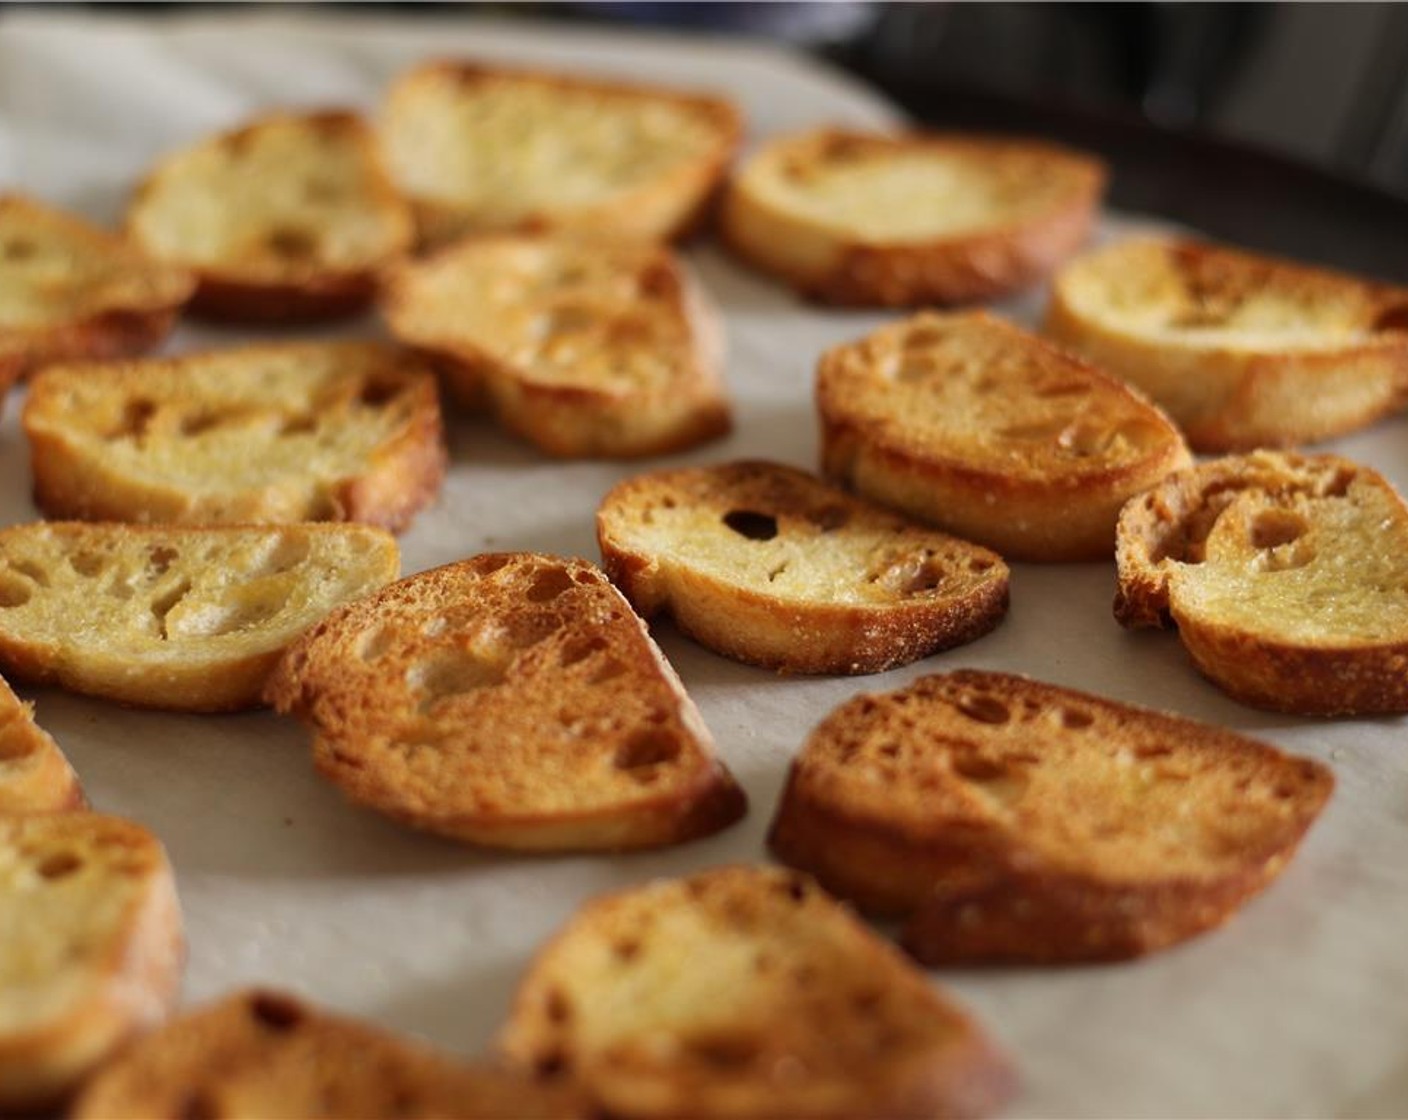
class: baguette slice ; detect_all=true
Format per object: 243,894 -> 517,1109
0,194 -> 193,387
1116,451 -> 1408,715
382,235 -> 731,458
498,865 -> 1014,1120
818,311 -> 1191,561
0,813 -> 183,1111
720,128 -> 1105,306
0,522 -> 399,712
126,111 -> 413,321
0,672 -> 85,814
24,341 -> 447,533
72,989 -> 584,1119
381,61 -> 741,247
1045,237 -> 1408,450
265,553 -> 746,851
769,670 -> 1333,964
597,460 -> 1008,674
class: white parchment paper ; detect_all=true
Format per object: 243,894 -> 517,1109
1,11 -> 1406,1118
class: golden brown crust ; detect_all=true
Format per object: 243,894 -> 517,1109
72,989 -> 585,1119
126,110 -> 412,323
1115,451 -> 1408,714
0,673 -> 85,814
383,61 -> 741,247
498,865 -> 1015,1119
1045,237 -> 1408,451
817,311 -> 1191,561
0,521 -> 400,712
382,235 -> 731,459
597,460 -> 1009,674
0,813 -> 183,1111
24,341 -> 446,534
0,195 -> 193,380
768,670 -> 1333,963
265,553 -> 746,852
720,129 -> 1105,307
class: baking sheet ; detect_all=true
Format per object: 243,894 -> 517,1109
2,11 -> 1407,1118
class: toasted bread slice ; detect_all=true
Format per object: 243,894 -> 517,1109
126,111 -> 412,321
720,128 -> 1105,306
817,311 -> 1191,561
0,813 -> 182,1111
597,460 -> 1008,674
1116,451 -> 1408,715
381,61 -> 740,247
1045,237 -> 1408,451
0,195 -> 193,387
0,521 -> 399,712
265,553 -> 746,851
0,673 -> 84,814
72,988 -> 584,1119
769,670 -> 1333,964
498,865 -> 1014,1120
24,341 -> 446,532
382,235 -> 731,458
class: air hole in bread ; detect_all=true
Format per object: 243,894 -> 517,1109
357,624 -> 396,662
151,579 -> 192,640
147,546 -> 179,575
1250,509 -> 1308,550
535,1049 -> 570,1079
561,635 -> 609,667
250,992 -> 306,1032
545,989 -> 573,1024
526,567 -> 576,602
806,505 -> 850,532
252,535 -> 310,577
359,379 -> 401,408
70,550 -> 105,578
1135,744 -> 1173,760
1,237 -> 35,261
688,1035 -> 759,1070
280,413 -> 318,435
722,509 -> 778,541
969,557 -> 996,573
411,653 -> 505,709
615,729 -> 680,773
955,694 -> 1010,724
329,749 -> 365,770
1059,707 -> 1093,730
266,226 -> 318,258
1057,422 -> 1114,457
767,562 -> 788,582
613,938 -> 641,961
589,658 -> 627,685
1035,380 -> 1091,399
11,559 -> 47,587
999,418 -> 1068,442
902,326 -> 946,351
780,875 -> 808,903
175,1090 -> 217,1120
952,754 -> 1008,783
1373,305 -> 1408,333
36,851 -> 82,879
111,398 -> 158,440
179,409 -> 235,437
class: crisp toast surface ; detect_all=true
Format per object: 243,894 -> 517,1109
0,672 -> 84,814
1116,450 -> 1408,715
597,459 -> 1008,673
498,864 -> 1014,1120
769,670 -> 1332,963
381,61 -> 740,246
24,340 -> 447,532
265,553 -> 746,851
0,813 -> 183,1111
1045,237 -> 1408,450
72,988 -> 584,1119
817,311 -> 1190,561
0,521 -> 399,712
721,128 -> 1104,306
126,110 -> 412,321
0,194 -> 193,386
382,234 -> 731,458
